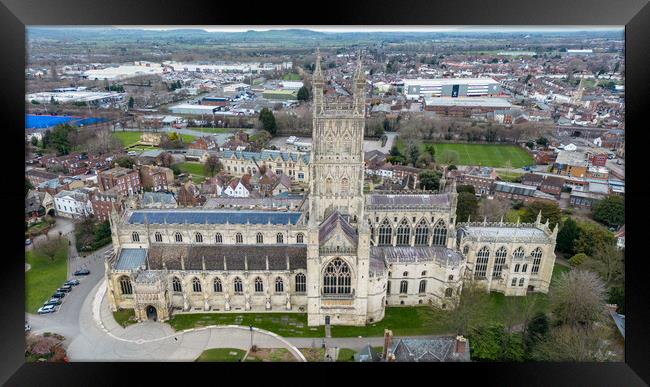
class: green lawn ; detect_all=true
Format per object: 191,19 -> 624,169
300,348 -> 326,362
195,348 -> 246,362
176,161 -> 206,183
25,241 -> 68,313
191,127 -> 242,134
337,348 -> 356,362
395,138 -> 534,168
113,309 -> 137,328
281,73 -> 301,81
497,171 -> 524,182
112,131 -> 196,147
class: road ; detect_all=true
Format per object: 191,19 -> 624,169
26,216 -> 76,252
363,132 -> 397,153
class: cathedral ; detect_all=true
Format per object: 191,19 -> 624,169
104,51 -> 557,326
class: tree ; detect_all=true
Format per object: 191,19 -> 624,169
203,155 -> 223,177
521,201 -> 561,229
37,237 -> 65,262
439,149 -> 459,165
447,164 -> 457,171
569,253 -> 588,266
114,156 -> 135,169
423,143 -> 436,159
31,136 -> 38,146
550,269 -> 607,327
449,280 -> 487,336
407,142 -> 420,166
418,170 -> 441,191
591,195 -> 624,227
157,152 -> 173,168
556,217 -> 580,255
525,312 -> 549,356
469,323 -> 525,361
297,86 -> 310,102
258,108 -> 277,136
456,185 -> 475,195
525,141 -> 535,149
536,137 -> 549,147
478,198 -> 510,221
128,96 -> 135,108
583,244 -> 624,286
42,124 -> 77,156
249,130 -> 272,151
170,164 -> 182,175
532,325 -> 613,361
456,192 -> 479,223
415,153 -> 433,169
389,144 -> 402,157
574,221 -> 615,256
25,177 -> 34,197
386,155 -> 406,165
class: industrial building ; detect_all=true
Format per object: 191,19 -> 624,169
423,97 -> 511,117
168,104 -> 220,115
402,78 -> 500,99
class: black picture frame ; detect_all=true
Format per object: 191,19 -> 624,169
2,0 -> 648,385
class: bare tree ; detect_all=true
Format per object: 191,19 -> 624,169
37,237 -> 65,262
550,269 -> 607,327
448,278 -> 487,336
203,155 -> 223,178
584,244 -> 624,286
478,198 -> 510,221
157,152 -> 173,168
532,324 -> 613,362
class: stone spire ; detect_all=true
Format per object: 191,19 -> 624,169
353,49 -> 366,114
535,210 -> 543,226
312,49 -> 324,114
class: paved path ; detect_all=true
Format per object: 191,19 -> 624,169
363,132 -> 397,153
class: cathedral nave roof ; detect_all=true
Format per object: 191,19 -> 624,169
127,209 -> 303,226
370,246 -> 464,266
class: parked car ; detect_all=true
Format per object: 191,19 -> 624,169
57,286 -> 71,293
45,298 -> 62,305
37,304 -> 57,314
64,279 -> 80,286
61,284 -> 73,291
25,239 -> 32,246
74,269 -> 90,276
51,292 -> 66,299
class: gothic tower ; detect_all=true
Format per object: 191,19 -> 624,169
306,50 -> 371,326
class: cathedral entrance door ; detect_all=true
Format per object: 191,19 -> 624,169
146,305 -> 158,321
325,315 -> 330,325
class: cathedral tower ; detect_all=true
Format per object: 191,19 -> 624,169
306,50 -> 371,326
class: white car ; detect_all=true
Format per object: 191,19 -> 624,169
37,304 -> 57,314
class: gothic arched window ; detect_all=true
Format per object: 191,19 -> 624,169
172,277 -> 182,292
492,247 -> 507,279
215,233 -> 223,244
515,263 -> 521,272
195,233 -> 203,243
131,232 -> 139,242
276,233 -> 284,244
419,280 -> 427,294
295,273 -> 306,293
296,233 -> 304,244
522,263 -> 528,273
378,219 -> 392,246
340,178 -> 349,195
400,280 -> 408,294
474,246 -> 490,279
256,233 -> 264,244
325,177 -> 333,195
234,277 -> 243,294
174,232 -> 183,243
235,233 -> 243,244
154,232 -> 162,242
323,258 -> 352,295
396,219 -> 411,246
414,219 -> 429,246
119,276 -> 132,295
192,277 -> 202,293
513,246 -> 525,260
275,277 -> 284,293
254,277 -> 264,293
519,278 -> 525,287
432,220 -> 447,246
531,248 -> 543,274
213,278 -> 222,293
445,288 -> 453,297
511,277 -> 517,286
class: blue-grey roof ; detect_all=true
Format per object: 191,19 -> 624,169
127,210 -> 303,225
610,311 -> 625,338
220,149 -> 309,164
143,192 -> 176,205
115,248 -> 147,270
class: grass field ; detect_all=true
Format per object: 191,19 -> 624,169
25,240 -> 68,313
176,162 -> 207,183
112,131 -> 197,147
113,309 -> 137,328
195,348 -> 246,362
300,348 -> 326,362
191,127 -> 242,135
245,348 -> 295,362
281,73 -> 301,81
337,348 -> 356,362
395,138 -> 534,168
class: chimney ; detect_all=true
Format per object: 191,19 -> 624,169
383,329 -> 393,360
454,335 -> 467,355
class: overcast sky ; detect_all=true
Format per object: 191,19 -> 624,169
110,26 -> 623,33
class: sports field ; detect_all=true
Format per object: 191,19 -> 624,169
112,131 -> 197,147
396,139 -> 534,168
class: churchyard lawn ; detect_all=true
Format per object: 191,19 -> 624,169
25,242 -> 68,313
195,348 -> 246,362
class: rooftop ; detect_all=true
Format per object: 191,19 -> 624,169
114,248 -> 147,270
367,193 -> 450,208
126,209 -> 303,225
370,246 -> 464,266
402,77 -> 498,86
424,97 -> 511,108
458,224 -> 550,242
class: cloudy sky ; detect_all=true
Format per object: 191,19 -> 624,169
112,26 -> 623,33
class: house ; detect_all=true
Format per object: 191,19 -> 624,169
26,169 -> 59,187
223,176 -> 251,198
91,189 -> 125,222
185,149 -> 209,163
25,190 -> 46,223
176,181 -> 203,207
493,181 -> 557,205
552,150 -> 588,178
139,165 -> 174,192
54,189 -> 93,219
37,176 -> 83,196
521,173 -> 565,198
188,136 -> 217,151
388,165 -> 421,189
457,166 -> 498,195
99,167 -> 141,196
615,225 -> 625,249
219,149 -> 310,183
387,336 -> 470,362
142,192 -> 178,209
569,182 -> 609,209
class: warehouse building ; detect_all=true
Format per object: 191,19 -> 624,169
423,97 -> 512,117
168,104 -> 220,116
403,78 -> 500,100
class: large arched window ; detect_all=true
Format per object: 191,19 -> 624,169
254,277 -> 264,293
295,273 -> 306,293
275,277 -> 284,293
325,177 -> 333,195
296,233 -> 304,244
378,219 -> 392,246
511,277 -> 517,286
419,280 -> 427,294
396,219 -> 411,246
492,247 -> 507,279
522,263 -> 528,273
235,233 -> 243,244
234,277 -> 243,293
463,245 -> 470,255
213,278 -> 222,293
192,277 -> 202,293
276,233 -> 284,244
400,280 -> 408,294
154,232 -> 162,242
340,178 -> 349,195
513,246 -> 525,260
172,277 -> 182,292
519,278 -> 525,287
387,280 -> 391,294
414,219 -> 429,246
174,232 -> 183,243
119,276 -> 132,295
531,248 -> 543,274
445,288 -> 453,297
323,258 -> 352,295
432,220 -> 447,246
514,263 -> 520,272
256,233 -> 264,244
131,232 -> 140,242
215,233 -> 223,244
474,246 -> 490,279
195,233 -> 203,243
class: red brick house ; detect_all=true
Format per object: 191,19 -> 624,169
98,167 -> 141,196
